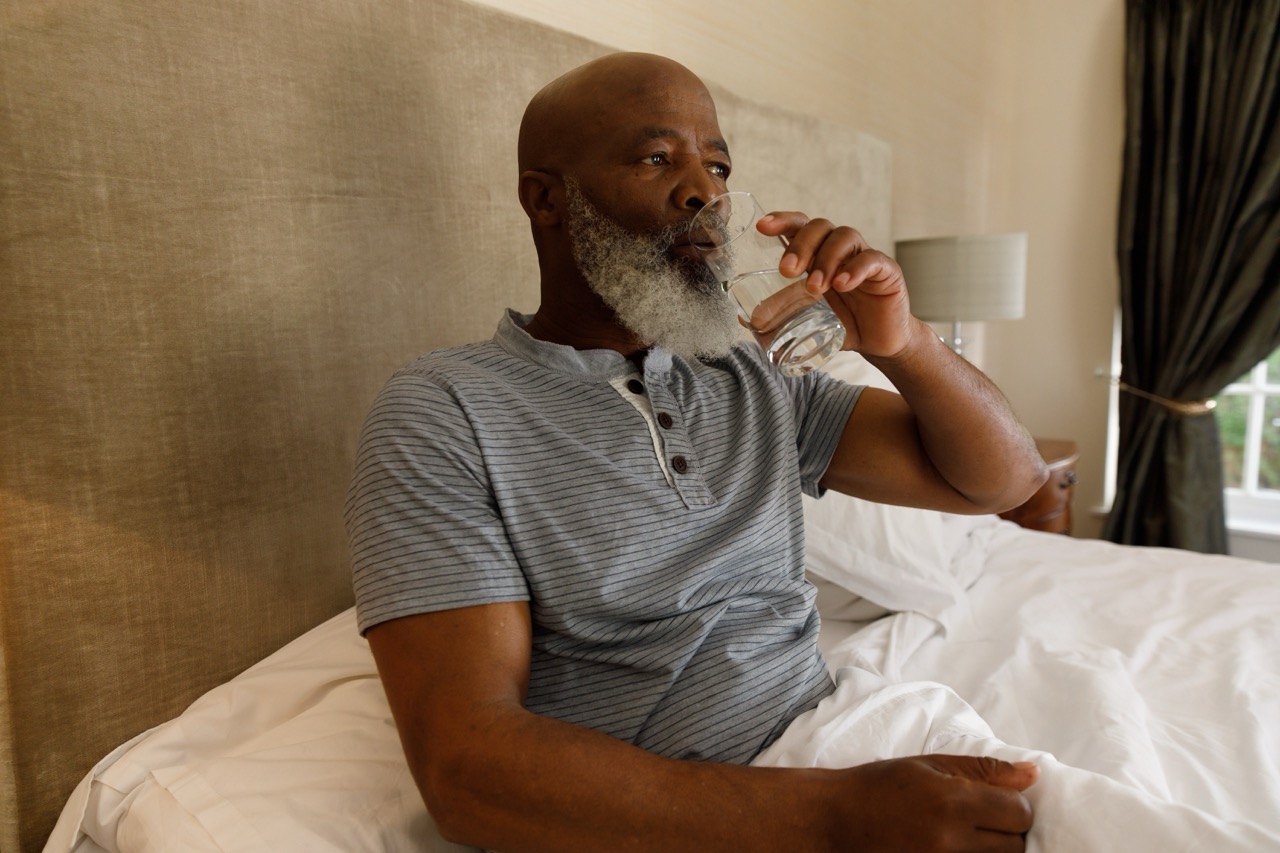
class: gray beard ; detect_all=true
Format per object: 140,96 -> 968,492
563,180 -> 742,361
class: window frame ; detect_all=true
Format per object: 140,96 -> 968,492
1218,353 -> 1280,532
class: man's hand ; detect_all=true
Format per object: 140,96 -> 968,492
759,210 -> 1048,515
826,755 -> 1038,852
757,212 -> 916,359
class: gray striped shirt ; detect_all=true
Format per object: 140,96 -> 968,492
345,310 -> 863,764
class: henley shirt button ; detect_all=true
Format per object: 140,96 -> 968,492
657,412 -> 674,429
626,379 -> 645,394
671,455 -> 689,474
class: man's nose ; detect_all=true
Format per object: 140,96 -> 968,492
675,169 -> 718,211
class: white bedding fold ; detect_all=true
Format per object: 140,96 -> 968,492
792,520 -> 1280,851
754,664 -> 1280,852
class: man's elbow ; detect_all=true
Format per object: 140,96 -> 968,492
411,741 -> 496,844
953,455 -> 1049,516
987,457 -> 1050,515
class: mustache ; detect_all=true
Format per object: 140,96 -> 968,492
644,220 -> 691,254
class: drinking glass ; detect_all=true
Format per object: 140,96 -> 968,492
689,192 -> 845,376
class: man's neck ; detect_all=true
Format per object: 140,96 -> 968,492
524,300 -> 648,361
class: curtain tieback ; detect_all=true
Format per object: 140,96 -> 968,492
1117,382 -> 1217,416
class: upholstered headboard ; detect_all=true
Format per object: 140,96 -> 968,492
0,1 -> 890,848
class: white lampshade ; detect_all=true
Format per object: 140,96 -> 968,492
894,233 -> 1028,322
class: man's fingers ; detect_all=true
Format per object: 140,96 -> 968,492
974,828 -> 1035,853
928,754 -> 1040,791
827,249 -> 903,296
922,754 -> 1038,837
974,786 -> 1035,835
757,213 -> 871,282
756,210 -> 810,238
832,756 -> 1035,850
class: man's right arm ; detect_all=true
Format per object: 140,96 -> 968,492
368,601 -> 1038,852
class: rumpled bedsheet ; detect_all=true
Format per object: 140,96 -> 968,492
767,522 -> 1280,851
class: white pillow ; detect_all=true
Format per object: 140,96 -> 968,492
804,492 -> 998,620
51,609 -> 476,853
808,351 -> 1001,621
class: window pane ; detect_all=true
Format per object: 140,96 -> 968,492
1261,396 -> 1280,492
1267,348 -> 1280,386
1216,393 -> 1249,489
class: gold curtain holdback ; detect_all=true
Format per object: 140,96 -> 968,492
1117,382 -> 1217,416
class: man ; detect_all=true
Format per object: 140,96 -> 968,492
346,52 -> 1048,851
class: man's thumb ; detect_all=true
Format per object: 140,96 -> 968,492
929,754 -> 1040,791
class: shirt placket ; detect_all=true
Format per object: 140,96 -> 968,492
642,370 -> 715,510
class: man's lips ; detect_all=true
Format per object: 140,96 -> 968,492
670,242 -> 704,264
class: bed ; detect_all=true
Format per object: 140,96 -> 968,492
43,359 -> 1280,851
5,1 -> 1278,852
41,347 -> 1280,852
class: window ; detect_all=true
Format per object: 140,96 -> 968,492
1215,347 -> 1280,531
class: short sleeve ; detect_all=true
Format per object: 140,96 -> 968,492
785,366 -> 864,498
344,370 -> 530,635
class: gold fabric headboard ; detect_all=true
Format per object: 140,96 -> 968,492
0,1 -> 889,848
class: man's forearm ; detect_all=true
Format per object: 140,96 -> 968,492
413,702 -> 835,851
820,317 -> 1046,513
866,318 -> 1046,512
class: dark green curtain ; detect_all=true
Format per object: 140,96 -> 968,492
1104,0 -> 1280,552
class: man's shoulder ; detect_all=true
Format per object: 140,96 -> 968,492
359,340 -> 531,447
359,340 -> 526,421
390,339 -> 522,388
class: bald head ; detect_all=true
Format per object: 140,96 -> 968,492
518,53 -> 718,174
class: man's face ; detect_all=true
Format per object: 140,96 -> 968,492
556,70 -> 743,358
565,67 -> 732,248
563,178 -> 741,360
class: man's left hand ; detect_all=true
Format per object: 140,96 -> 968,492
757,212 -> 916,360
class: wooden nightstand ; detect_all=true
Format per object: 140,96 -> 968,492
998,438 -> 1080,534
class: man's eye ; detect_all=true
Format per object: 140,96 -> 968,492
645,153 -> 669,166
709,163 -> 730,178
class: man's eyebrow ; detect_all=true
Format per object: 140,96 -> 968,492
637,127 -> 731,157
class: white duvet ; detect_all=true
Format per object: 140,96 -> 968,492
762,506 -> 1280,852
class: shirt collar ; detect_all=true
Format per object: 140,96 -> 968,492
494,309 -> 674,379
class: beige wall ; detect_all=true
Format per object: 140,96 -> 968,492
471,0 -> 1124,537
983,1 -> 1125,539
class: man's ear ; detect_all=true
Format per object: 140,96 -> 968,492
518,170 -> 562,226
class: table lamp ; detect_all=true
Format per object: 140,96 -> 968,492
893,233 -> 1028,357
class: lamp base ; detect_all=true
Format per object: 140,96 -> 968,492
949,320 -> 965,357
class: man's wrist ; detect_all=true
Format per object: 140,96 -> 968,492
863,316 -> 942,373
